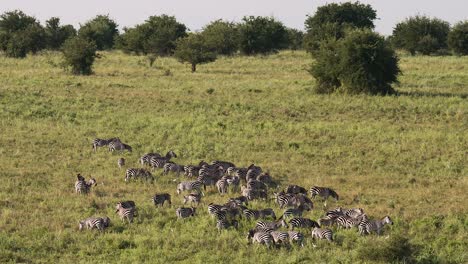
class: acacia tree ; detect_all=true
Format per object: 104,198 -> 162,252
238,16 -> 288,55
201,20 -> 239,56
304,2 -> 376,54
391,16 -> 450,55
78,15 -> 118,50
45,17 -> 76,50
174,33 -> 216,72
62,36 -> 98,75
448,21 -> 468,55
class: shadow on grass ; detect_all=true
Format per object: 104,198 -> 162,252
398,91 -> 468,99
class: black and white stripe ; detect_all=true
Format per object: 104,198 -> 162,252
227,196 -> 249,207
311,227 -> 333,241
247,179 -> 267,191
241,186 -> 267,200
288,231 -> 305,247
163,162 -> 184,175
125,168 -> 153,182
243,208 -> 276,220
79,217 -> 110,231
281,204 -> 310,219
75,175 -> 96,194
270,231 -> 290,244
216,177 -> 229,194
336,214 -> 368,229
183,193 -> 202,206
92,137 -> 119,152
288,218 -> 320,230
358,216 -> 393,235
247,229 -> 274,246
140,152 -> 161,166
216,219 -> 238,231
108,140 -> 132,152
255,219 -> 288,231
286,185 -> 308,195
117,157 -> 125,169
211,160 -> 236,171
176,207 -> 196,219
273,192 -> 299,208
152,193 -> 171,207
309,186 -> 339,201
246,164 -> 262,182
115,203 -> 136,223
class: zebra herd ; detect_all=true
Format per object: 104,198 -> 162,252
76,137 -> 394,247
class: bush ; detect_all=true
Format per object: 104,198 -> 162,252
238,16 -> 288,55
286,28 -> 304,51
391,16 -> 450,55
78,15 -> 118,50
356,235 -> 416,263
448,21 -> 468,55
310,29 -> 400,95
0,10 -> 46,58
117,15 -> 187,57
45,17 -> 76,50
61,37 -> 98,75
201,20 -> 239,56
304,2 -> 376,54
174,33 -> 217,72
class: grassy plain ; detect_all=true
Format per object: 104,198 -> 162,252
0,50 -> 466,263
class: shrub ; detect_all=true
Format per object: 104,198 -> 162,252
356,235 -> 416,263
78,15 -> 118,50
310,29 -> 400,95
238,16 -> 288,55
174,33 -> 217,72
286,28 -> 304,51
304,2 -> 376,54
201,20 -> 239,56
391,16 -> 450,55
45,17 -> 76,50
61,37 -> 98,75
448,21 -> 468,55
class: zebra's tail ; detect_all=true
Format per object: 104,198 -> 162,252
330,189 -> 339,201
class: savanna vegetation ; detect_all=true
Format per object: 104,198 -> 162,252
0,50 -> 466,263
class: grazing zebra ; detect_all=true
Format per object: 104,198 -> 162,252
163,162 -> 184,175
270,231 -> 290,245
311,227 -> 333,241
79,217 -> 110,231
176,207 -> 196,219
247,229 -> 274,247
115,203 -> 136,223
289,217 -> 320,230
288,231 -> 305,247
183,193 -> 202,206
296,194 -> 314,210
177,181 -> 204,195
227,196 -> 249,207
149,156 -> 169,170
359,216 -> 393,235
184,161 -> 208,177
336,214 -> 368,229
318,216 -> 337,227
117,158 -> 125,169
286,185 -> 308,195
108,141 -> 132,152
125,168 -> 153,182
256,173 -> 273,186
216,219 -> 239,231
246,164 -> 262,182
309,186 -> 339,201
199,164 -> 224,180
152,193 -> 171,207
241,186 -> 267,200
255,219 -> 288,231
227,167 -> 248,180
211,160 -> 236,171
92,137 -> 119,152
226,175 -> 240,191
247,179 -> 267,191
140,152 -> 161,166
273,192 -> 299,208
345,208 -> 365,218
280,204 -> 310,219
75,175 -> 96,194
216,177 -> 229,194
243,208 -> 276,220
116,201 -> 136,211
325,207 -> 344,218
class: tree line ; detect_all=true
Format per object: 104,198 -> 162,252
0,3 -> 466,94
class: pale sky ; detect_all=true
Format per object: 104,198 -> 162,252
0,0 -> 466,35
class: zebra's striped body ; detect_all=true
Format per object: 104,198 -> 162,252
216,219 -> 238,231
247,179 -> 267,191
163,162 -> 184,175
255,219 -> 288,231
79,217 -> 110,231
183,193 -> 202,206
311,227 -> 333,241
336,214 -> 368,229
289,218 -> 320,230
246,164 -> 262,182
92,137 -> 119,152
318,216 -> 337,227
286,185 -> 308,195
310,186 -> 339,201
227,196 -> 249,207
140,152 -> 161,166
281,205 -> 310,219
274,192 -> 299,208
177,181 -> 204,194
109,141 -> 132,152
288,231 -> 305,246
116,201 -> 136,211
117,158 -> 125,169
243,208 -> 276,220
247,230 -> 274,246
115,203 -> 136,223
226,176 -> 240,190
184,161 -> 208,177
358,216 -> 393,235
241,186 -> 267,200
270,231 -> 290,244
75,175 -> 96,194
256,173 -> 273,186
216,177 -> 229,194
152,193 -> 171,207
211,160 -> 236,171
125,168 -> 153,182
176,207 -> 196,219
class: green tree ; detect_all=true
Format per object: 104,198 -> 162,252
62,36 -> 98,75
238,16 -> 288,55
78,15 -> 118,50
304,2 -> 376,54
310,29 -> 400,95
0,10 -> 46,58
391,16 -> 450,55
286,28 -> 304,51
201,20 -> 239,56
45,17 -> 76,50
174,33 -> 217,72
448,21 -> 468,55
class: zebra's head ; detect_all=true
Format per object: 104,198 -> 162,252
246,229 -> 255,241
102,217 -> 111,227
384,216 -> 393,225
88,178 -> 97,186
166,150 -> 177,159
78,221 -> 85,231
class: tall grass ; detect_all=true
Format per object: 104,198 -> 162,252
0,50 -> 466,263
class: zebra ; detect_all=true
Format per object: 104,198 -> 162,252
243,209 -> 276,220
336,214 -> 368,229
345,208 -> 365,218
116,201 -> 136,211
75,174 -> 96,194
208,204 -> 228,220
152,193 -> 171,207
288,231 -> 305,247
358,216 -> 393,235
177,181 -> 204,195
216,219 -> 239,231
255,219 -> 288,231
140,152 -> 161,166
163,162 -> 184,175
125,168 -> 153,182
309,186 -> 339,201
270,231 -> 290,245
256,173 -> 273,186
117,158 -> 125,169
176,207 -> 196,219
199,164 -> 224,180
216,177 -> 229,194
92,137 -> 119,152
115,203 -> 136,223
311,227 -> 333,241
183,193 -> 202,206
280,204 -> 310,219
247,179 -> 267,191
108,140 -> 132,152
184,161 -> 208,177
288,218 -> 320,230
226,175 -> 240,191
149,156 -> 169,170
227,167 -> 248,180
79,217 -> 110,231
247,229 -> 274,247
211,160 -> 236,171
246,164 -> 262,182
325,207 -> 344,218
286,185 -> 308,195
227,196 -> 249,207
273,192 -> 299,208
241,186 -> 267,200
318,216 -> 337,227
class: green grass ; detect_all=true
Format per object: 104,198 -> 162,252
0,50 -> 466,263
